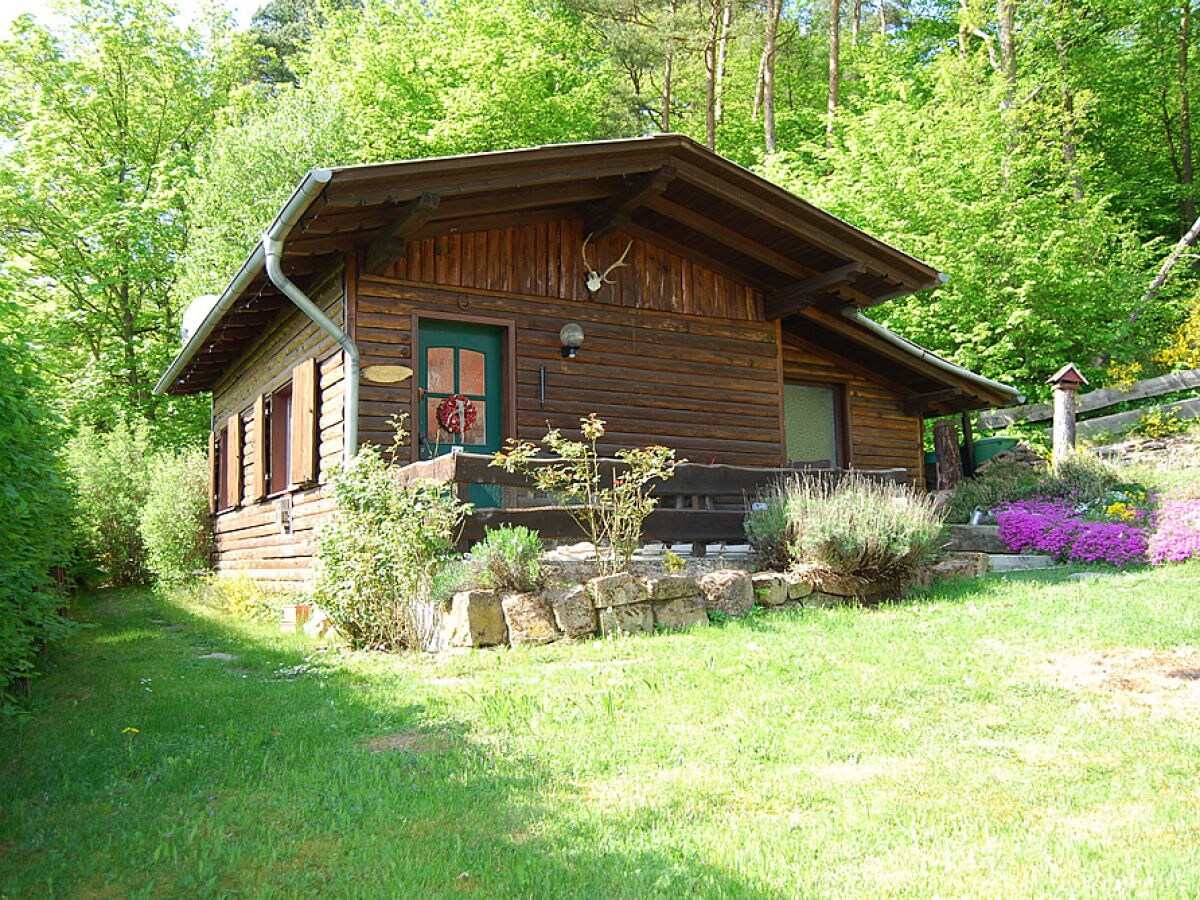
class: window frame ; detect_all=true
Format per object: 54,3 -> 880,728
268,381 -> 294,497
781,379 -> 850,469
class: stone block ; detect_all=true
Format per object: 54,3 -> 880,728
501,592 -> 561,645
545,584 -> 598,639
442,590 -> 507,648
931,552 -> 990,581
652,595 -> 709,631
645,574 -> 699,601
587,573 -> 650,608
599,603 -> 654,637
802,591 -> 844,608
698,570 -> 754,617
784,573 -> 814,600
750,572 -> 788,606
943,525 -> 1008,554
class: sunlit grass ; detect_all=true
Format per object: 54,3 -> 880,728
3,565 -> 1200,896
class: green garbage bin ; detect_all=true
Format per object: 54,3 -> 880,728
971,436 -> 1019,466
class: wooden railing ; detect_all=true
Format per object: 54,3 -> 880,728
395,453 -> 908,550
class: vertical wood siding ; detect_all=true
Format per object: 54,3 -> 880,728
383,219 -> 762,321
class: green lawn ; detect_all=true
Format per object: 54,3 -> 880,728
4,567 -> 1200,897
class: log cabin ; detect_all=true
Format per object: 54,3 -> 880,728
155,134 -> 1019,585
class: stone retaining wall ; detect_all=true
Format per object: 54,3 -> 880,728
440,559 -> 984,649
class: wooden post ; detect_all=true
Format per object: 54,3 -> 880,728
1048,363 -> 1089,466
933,419 -> 963,491
960,411 -> 976,478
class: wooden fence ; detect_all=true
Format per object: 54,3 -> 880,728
978,367 -> 1200,438
395,452 -> 907,550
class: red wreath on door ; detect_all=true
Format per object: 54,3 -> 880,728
436,393 -> 477,435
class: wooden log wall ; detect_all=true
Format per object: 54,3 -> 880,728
209,273 -> 346,586
781,338 -> 924,485
358,221 -> 782,467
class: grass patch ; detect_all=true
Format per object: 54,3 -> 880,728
4,570 -> 1200,896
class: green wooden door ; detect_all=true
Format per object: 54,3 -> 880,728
418,320 -> 504,505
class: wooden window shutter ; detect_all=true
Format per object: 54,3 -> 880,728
252,394 -> 268,501
225,413 -> 243,508
290,357 -> 319,486
207,430 -> 217,514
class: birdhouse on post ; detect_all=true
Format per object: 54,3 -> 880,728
1048,363 -> 1089,465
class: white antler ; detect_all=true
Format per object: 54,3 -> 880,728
582,233 -> 633,293
599,240 -> 634,285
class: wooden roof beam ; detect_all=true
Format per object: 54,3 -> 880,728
584,165 -> 676,239
644,195 -> 816,281
364,192 -> 440,276
765,262 -> 868,319
903,388 -> 968,415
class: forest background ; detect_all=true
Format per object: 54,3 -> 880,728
5,0 -> 1200,603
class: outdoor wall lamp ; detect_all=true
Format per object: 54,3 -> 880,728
560,322 -> 585,359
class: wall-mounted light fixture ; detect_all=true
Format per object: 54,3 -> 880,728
559,322 -> 585,359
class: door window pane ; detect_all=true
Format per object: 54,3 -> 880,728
459,349 -> 486,396
426,347 -> 454,394
783,383 -> 840,467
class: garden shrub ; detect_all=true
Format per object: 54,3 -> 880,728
492,413 -> 678,576
781,473 -> 943,584
1035,452 -> 1122,503
743,488 -> 793,571
139,446 -> 213,587
312,444 -> 470,650
65,421 -> 151,586
943,459 -> 1042,523
0,336 -> 74,708
430,557 -> 475,608
470,525 -> 544,593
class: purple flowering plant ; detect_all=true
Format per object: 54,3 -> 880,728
992,485 -> 1156,568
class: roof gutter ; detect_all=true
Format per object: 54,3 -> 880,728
841,308 -> 1024,404
154,167 -> 362,464
260,169 -> 361,464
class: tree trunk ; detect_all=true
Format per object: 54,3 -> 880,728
998,0 -> 1017,112
827,0 -> 841,149
714,0 -> 733,125
852,0 -> 861,42
763,0 -> 780,153
704,0 -> 720,148
1181,0 -> 1195,228
661,0 -> 676,132
1056,0 -> 1084,201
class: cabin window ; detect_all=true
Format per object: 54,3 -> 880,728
783,382 -> 845,468
269,382 -> 293,494
214,426 -> 226,511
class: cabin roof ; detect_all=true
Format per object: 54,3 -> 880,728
158,134 -> 1017,412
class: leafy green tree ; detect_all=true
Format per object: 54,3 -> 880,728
248,0 -> 363,85
0,0 -> 242,442
0,334 -> 74,709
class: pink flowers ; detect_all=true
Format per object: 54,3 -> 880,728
1147,499 -> 1200,565
993,497 -> 1150,568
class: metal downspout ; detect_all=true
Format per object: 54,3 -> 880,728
261,172 -> 361,463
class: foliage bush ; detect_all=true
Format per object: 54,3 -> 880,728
1132,408 -> 1187,440
943,459 -> 1042,523
743,489 -> 793,571
470,526 -> 544,593
1036,453 -> 1123,503
0,336 -> 75,708
772,474 -> 943,585
312,444 -> 470,650
139,446 -> 213,587
492,414 -> 678,576
65,422 -> 151,586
